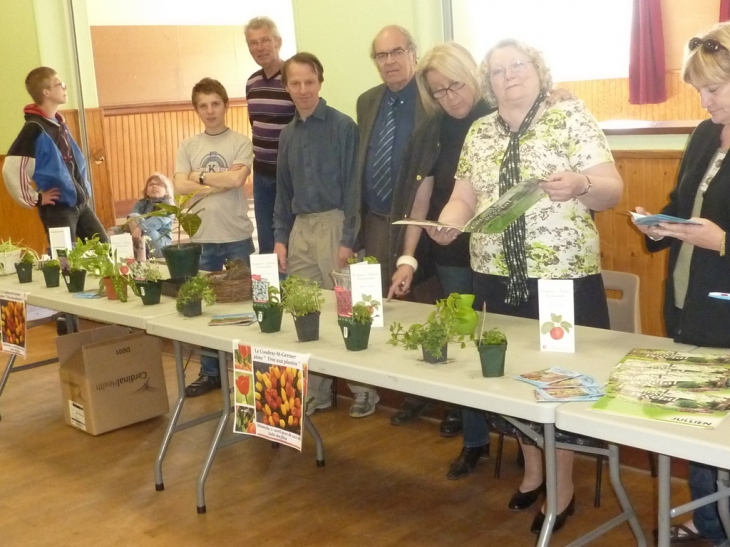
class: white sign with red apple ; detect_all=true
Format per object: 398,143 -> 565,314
537,279 -> 575,353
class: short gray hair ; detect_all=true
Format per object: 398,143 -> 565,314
480,38 -> 553,105
370,25 -> 417,60
244,16 -> 281,40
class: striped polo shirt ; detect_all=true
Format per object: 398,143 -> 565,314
245,68 -> 295,177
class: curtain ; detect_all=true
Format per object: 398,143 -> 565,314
629,0 -> 667,104
722,0 -> 730,22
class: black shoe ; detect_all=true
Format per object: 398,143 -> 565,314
439,408 -> 463,437
390,398 -> 430,426
185,374 -> 222,397
508,483 -> 546,510
56,316 -> 68,336
530,496 -> 575,534
446,445 -> 489,480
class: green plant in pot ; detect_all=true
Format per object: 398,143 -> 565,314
41,258 -> 61,288
130,261 -> 164,305
389,295 -> 466,363
0,239 -> 23,277
475,327 -> 508,378
338,294 -> 380,351
61,235 -> 109,293
95,250 -> 132,302
281,275 -> 324,342
253,285 -> 284,333
15,248 -> 39,283
176,274 -> 216,317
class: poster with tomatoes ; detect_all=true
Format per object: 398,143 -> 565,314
0,289 -> 27,358
537,279 -> 575,353
232,341 -> 309,451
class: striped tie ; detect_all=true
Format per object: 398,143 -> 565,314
371,95 -> 397,204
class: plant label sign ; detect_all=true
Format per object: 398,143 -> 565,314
110,233 -> 135,260
0,289 -> 28,358
48,226 -> 72,260
350,262 -> 383,328
250,254 -> 280,304
538,279 -> 575,353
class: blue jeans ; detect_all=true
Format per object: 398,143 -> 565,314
462,409 -> 490,447
253,172 -> 277,255
691,462 -> 729,544
199,239 -> 254,377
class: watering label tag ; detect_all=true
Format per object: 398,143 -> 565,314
537,279 -> 575,353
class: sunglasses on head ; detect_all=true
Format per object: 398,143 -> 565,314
688,37 -> 728,53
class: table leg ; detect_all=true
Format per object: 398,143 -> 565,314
304,415 -> 325,467
657,454 -> 672,547
608,443 -> 647,546
154,340 -> 187,491
195,349 -> 231,514
718,469 -> 730,541
536,423 -> 556,547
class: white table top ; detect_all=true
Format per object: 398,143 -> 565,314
0,274 -> 178,330
145,291 -> 687,424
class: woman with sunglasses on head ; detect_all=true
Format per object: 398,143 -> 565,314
632,24 -> 730,547
428,38 -> 623,534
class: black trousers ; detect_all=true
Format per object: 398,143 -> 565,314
38,202 -> 109,246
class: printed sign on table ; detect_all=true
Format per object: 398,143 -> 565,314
350,262 -> 383,328
48,226 -> 72,260
0,289 -> 28,358
250,254 -> 281,304
538,279 -> 575,353
110,233 -> 135,260
232,342 -> 309,451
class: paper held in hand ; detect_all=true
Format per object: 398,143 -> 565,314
392,178 -> 545,234
629,212 -> 701,226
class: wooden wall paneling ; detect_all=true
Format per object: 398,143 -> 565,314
85,109 -> 115,229
0,156 -> 47,253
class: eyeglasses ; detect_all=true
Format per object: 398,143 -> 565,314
688,37 -> 727,53
247,37 -> 274,49
374,48 -> 410,64
50,82 -> 67,90
431,81 -> 466,99
147,180 -> 166,188
488,60 -> 533,80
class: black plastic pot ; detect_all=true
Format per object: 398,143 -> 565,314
338,318 -> 371,351
478,344 -> 507,377
180,299 -> 202,317
63,270 -> 86,293
15,263 -> 33,283
293,312 -> 320,342
137,280 -> 163,305
42,265 -> 60,288
422,344 -> 448,364
254,304 -> 283,333
162,243 -> 202,280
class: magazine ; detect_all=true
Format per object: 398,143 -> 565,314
629,212 -> 701,226
590,348 -> 730,429
393,178 -> 545,234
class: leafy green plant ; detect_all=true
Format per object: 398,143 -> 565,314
347,255 -> 379,265
42,258 -> 60,269
476,328 -> 507,347
0,239 -> 23,254
130,260 -> 163,282
176,275 -> 216,312
19,247 -> 39,265
256,285 -> 283,308
129,191 -> 205,246
351,294 -> 380,324
281,276 -> 324,317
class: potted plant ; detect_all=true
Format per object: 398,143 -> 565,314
253,285 -> 284,333
133,191 -> 205,280
130,261 -> 164,305
0,239 -> 23,277
281,276 -> 324,342
95,250 -> 131,301
15,248 -> 38,283
62,235 -> 108,293
175,274 -> 216,317
338,294 -> 380,351
389,295 -> 467,363
475,328 -> 508,377
41,258 -> 61,288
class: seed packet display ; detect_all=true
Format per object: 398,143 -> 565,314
0,289 -> 28,358
534,386 -> 604,402
516,367 -> 583,387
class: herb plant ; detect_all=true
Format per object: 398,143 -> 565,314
176,275 -> 216,312
281,276 -> 324,317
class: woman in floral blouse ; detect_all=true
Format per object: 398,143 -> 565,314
430,38 -> 623,535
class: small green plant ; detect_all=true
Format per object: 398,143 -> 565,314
263,285 -> 283,307
19,248 -> 39,265
130,261 -> 163,282
347,255 -> 379,265
64,235 -> 110,273
281,276 -> 324,317
42,258 -> 60,269
0,239 -> 23,254
476,328 -> 507,347
176,275 -> 216,312
129,191 -> 205,246
351,294 -> 380,324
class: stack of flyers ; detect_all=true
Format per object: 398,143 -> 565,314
516,367 -> 604,402
208,312 -> 257,326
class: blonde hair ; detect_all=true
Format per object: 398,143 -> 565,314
416,42 -> 483,115
682,22 -> 730,87
144,172 -> 174,204
25,67 -> 57,104
480,39 -> 553,104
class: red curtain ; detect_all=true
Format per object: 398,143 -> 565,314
629,0 -> 667,104
722,0 -> 730,22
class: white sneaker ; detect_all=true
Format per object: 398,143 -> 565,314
305,394 -> 332,417
349,392 -> 380,418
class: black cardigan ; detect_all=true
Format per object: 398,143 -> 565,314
647,119 -> 730,347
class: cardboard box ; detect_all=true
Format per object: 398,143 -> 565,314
58,325 -> 169,435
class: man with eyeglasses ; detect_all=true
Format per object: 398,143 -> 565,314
346,25 -> 428,420
244,16 -> 295,254
4,66 -> 108,245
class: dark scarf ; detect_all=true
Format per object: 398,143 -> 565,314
496,90 -> 547,305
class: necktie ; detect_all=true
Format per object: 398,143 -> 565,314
372,95 -> 397,203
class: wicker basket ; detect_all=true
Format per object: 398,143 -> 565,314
206,265 -> 252,303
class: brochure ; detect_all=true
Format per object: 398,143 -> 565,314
534,386 -> 604,402
232,342 -> 309,451
393,178 -> 545,234
590,348 -> 730,429
0,289 -> 28,358
630,212 -> 701,226
516,367 -> 585,388
208,312 -> 256,326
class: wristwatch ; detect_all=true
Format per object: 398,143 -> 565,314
198,171 -> 207,185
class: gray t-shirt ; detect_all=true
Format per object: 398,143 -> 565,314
175,129 -> 254,243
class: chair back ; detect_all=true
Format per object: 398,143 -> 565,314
601,270 -> 641,334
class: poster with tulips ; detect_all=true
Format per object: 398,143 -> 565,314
0,289 -> 27,358
232,341 -> 309,450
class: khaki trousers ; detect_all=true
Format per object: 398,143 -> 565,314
287,209 -> 344,291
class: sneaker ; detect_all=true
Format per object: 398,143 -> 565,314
185,374 -> 222,397
349,392 -> 380,418
305,394 -> 332,416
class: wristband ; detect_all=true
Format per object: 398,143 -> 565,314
396,255 -> 418,272
577,175 -> 592,197
721,232 -> 727,257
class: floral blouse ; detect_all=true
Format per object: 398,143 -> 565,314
455,98 -> 613,279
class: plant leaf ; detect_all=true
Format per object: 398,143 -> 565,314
540,322 -> 553,334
